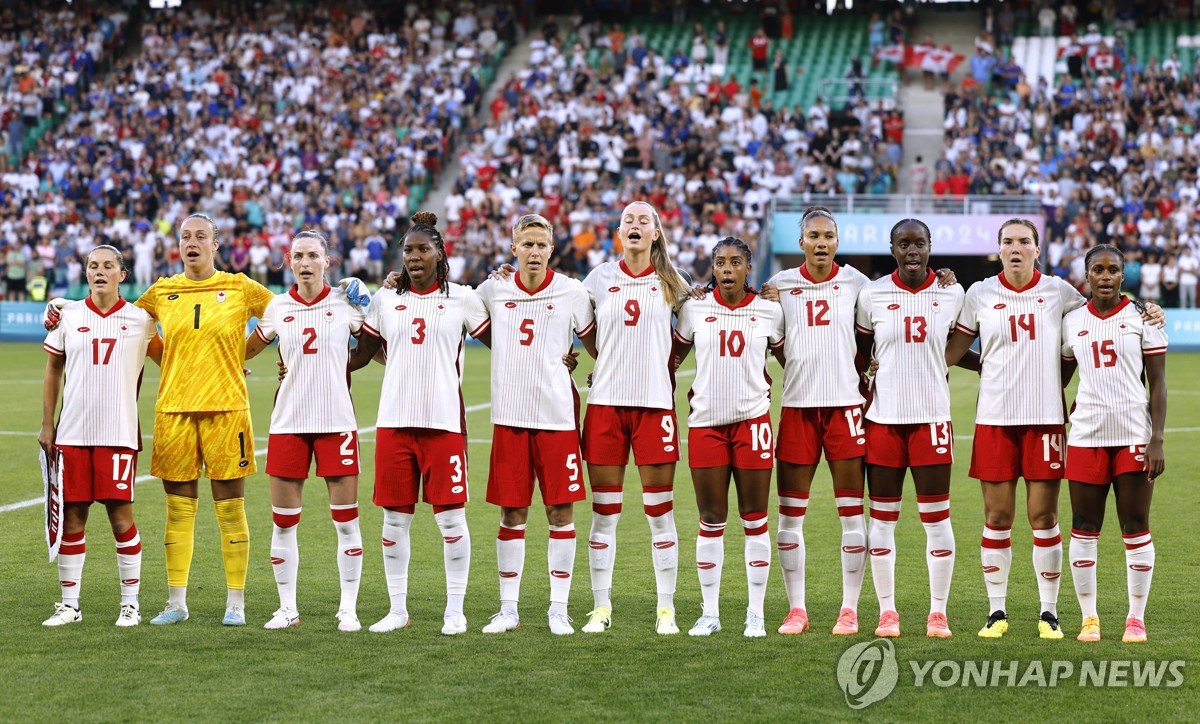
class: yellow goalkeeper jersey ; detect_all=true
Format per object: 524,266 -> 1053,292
136,271 -> 274,413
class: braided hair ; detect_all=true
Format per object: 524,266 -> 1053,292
889,217 -> 931,245
397,211 -> 451,295
705,236 -> 757,294
1084,242 -> 1124,270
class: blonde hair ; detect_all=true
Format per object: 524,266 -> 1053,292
512,213 -> 554,240
626,201 -> 688,308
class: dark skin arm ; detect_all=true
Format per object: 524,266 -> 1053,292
944,330 -> 981,372
1144,353 -> 1167,481
348,334 -> 383,372
580,328 -> 598,359
671,338 -> 693,372
771,344 -> 787,367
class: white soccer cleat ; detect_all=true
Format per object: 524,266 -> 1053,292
581,606 -> 612,633
441,613 -> 468,636
222,606 -> 247,626
744,610 -> 767,638
149,603 -> 189,626
43,602 -> 82,627
688,614 -> 722,636
369,611 -> 411,633
548,611 -> 575,635
656,606 -> 680,635
114,604 -> 141,627
264,608 -> 300,630
336,610 -> 361,632
481,610 -> 520,634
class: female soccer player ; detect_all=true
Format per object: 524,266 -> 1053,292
350,212 -> 490,636
672,237 -> 784,638
244,231 -> 366,632
579,201 -> 690,635
760,207 -> 957,636
945,219 -> 1164,640
1061,244 -> 1167,643
855,219 -> 964,639
39,246 -> 160,627
475,214 -> 596,636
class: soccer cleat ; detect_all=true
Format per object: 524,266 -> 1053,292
1038,611 -> 1064,640
875,610 -> 900,638
263,608 -> 300,630
1077,615 -> 1101,642
222,606 -> 246,626
778,607 -> 810,635
481,610 -> 520,634
655,607 -> 679,635
42,603 -> 82,627
336,610 -> 361,632
441,613 -> 468,635
114,604 -> 140,627
369,611 -> 411,633
688,614 -> 722,636
744,611 -> 767,638
581,606 -> 612,633
149,603 -> 189,626
548,611 -> 574,636
1122,617 -> 1147,643
926,612 -> 952,638
977,610 -> 1008,638
832,607 -> 859,635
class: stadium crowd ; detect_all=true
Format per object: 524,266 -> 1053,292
934,3 -> 1200,306
0,1 -> 512,298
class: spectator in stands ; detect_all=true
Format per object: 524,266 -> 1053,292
749,27 -> 770,74
1037,5 -> 1057,36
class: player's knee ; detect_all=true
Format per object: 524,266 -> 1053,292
698,509 -> 727,526
501,506 -> 530,528
1028,510 -> 1057,530
544,504 -> 572,527
1070,513 -> 1101,534
984,508 -> 1015,529
1120,517 -> 1150,536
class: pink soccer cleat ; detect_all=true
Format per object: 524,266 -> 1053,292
777,607 -> 810,635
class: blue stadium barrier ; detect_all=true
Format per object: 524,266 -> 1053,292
1165,309 -> 1200,351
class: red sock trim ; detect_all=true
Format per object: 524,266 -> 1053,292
919,510 -> 951,523
642,484 -> 673,494
644,501 -> 674,517
779,490 -> 810,501
60,543 -> 86,555
331,505 -> 359,523
743,523 -> 769,537
980,537 -> 1012,549
273,512 -> 301,528
549,529 -> 577,539
983,523 -> 1011,532
63,530 -> 85,544
779,506 -> 807,517
497,526 -> 526,541
1033,534 -> 1062,547
916,493 -> 950,503
593,503 -> 622,515
1070,528 -> 1099,539
114,525 -> 138,543
869,509 -> 900,522
837,505 -> 865,516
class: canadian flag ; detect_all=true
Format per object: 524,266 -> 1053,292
1057,44 -> 1085,59
874,44 -> 906,64
1089,52 -> 1121,71
912,48 -> 964,74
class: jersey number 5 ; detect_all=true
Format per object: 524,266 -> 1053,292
519,318 -> 535,346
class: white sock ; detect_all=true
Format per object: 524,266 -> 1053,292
696,520 -> 726,617
114,524 -> 142,606
868,495 -> 901,612
918,494 -> 954,616
834,489 -> 866,612
643,484 -> 678,609
742,513 -> 770,619
548,523 -> 576,615
331,503 -> 363,613
58,530 -> 86,609
497,524 -> 526,614
1032,524 -> 1062,616
382,508 -> 414,614
1069,528 -> 1099,620
1123,530 -> 1154,620
435,507 -> 471,617
270,506 -> 302,612
589,484 -> 622,609
777,490 -> 808,610
226,588 -> 245,609
980,523 -> 1012,613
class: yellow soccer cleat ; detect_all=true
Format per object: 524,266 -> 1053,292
581,605 -> 611,633
978,610 -> 1009,638
1077,615 -> 1101,642
655,606 -> 679,635
1038,611 -> 1064,640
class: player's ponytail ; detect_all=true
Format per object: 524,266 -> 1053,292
641,203 -> 689,309
705,237 -> 756,295
398,211 -> 451,295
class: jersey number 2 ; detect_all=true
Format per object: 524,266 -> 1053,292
301,328 -> 318,354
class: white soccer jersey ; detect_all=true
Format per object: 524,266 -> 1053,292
769,262 -> 869,408
955,271 -> 1085,425
255,285 -> 365,434
478,270 -> 596,430
583,260 -> 687,409
1061,298 -> 1167,447
674,292 -> 785,427
855,270 -> 965,424
43,298 -> 156,449
363,282 -> 490,433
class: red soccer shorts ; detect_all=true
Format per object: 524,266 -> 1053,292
970,424 -> 1065,482
266,431 -> 360,479
582,405 -> 679,466
776,406 -> 867,465
688,412 -> 774,470
487,425 -> 587,508
58,445 -> 137,503
374,428 -> 469,507
1066,445 -> 1147,485
864,420 -> 955,468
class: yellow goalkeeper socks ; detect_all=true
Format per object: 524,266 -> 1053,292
164,494 -> 198,588
214,498 -> 249,590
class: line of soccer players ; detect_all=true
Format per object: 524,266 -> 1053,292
38,203 -> 1166,643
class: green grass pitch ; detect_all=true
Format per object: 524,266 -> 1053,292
0,342 -> 1197,720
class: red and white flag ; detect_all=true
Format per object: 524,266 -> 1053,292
41,448 -> 63,562
917,48 -> 965,74
874,44 -> 906,64
1089,52 -> 1121,72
